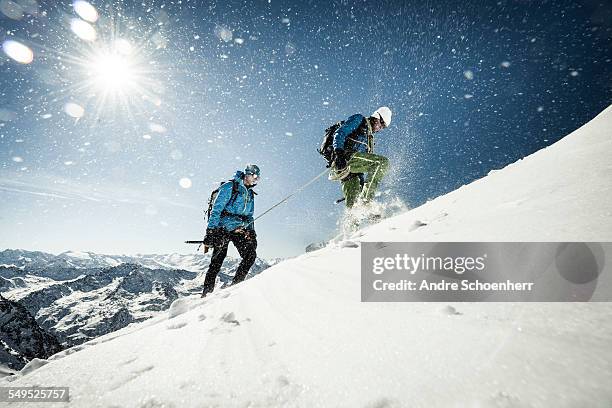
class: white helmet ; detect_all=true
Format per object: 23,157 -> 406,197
371,106 -> 392,127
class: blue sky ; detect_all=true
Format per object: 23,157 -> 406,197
1,0 -> 611,259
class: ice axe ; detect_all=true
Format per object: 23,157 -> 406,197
184,240 -> 210,253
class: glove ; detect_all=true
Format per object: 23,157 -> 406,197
203,228 -> 223,247
333,149 -> 347,170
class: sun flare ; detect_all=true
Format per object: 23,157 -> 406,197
88,52 -> 137,92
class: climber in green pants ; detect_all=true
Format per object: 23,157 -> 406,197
330,106 -> 393,208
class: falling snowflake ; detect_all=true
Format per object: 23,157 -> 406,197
214,25 -> 233,42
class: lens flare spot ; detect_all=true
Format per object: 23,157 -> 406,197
2,39 -> 34,64
0,0 -> 24,20
70,18 -> 97,41
64,102 -> 85,118
73,0 -> 98,23
179,178 -> 192,189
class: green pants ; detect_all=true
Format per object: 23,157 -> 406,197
341,152 -> 389,208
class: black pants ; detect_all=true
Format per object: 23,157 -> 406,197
202,230 -> 257,296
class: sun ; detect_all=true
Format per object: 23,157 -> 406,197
72,37 -> 161,117
32,0 -> 165,120
87,52 -> 137,92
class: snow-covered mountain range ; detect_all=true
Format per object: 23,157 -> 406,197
2,105 -> 612,406
0,250 -> 270,370
0,249 -> 260,275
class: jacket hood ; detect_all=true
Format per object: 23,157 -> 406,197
233,170 -> 245,182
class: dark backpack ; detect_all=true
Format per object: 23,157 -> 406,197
317,121 -> 344,168
205,180 -> 240,220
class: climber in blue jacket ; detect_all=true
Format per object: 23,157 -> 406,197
201,164 -> 260,297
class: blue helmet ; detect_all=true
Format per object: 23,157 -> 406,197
244,163 -> 260,177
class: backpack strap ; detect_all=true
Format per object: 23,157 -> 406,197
365,116 -> 374,153
228,179 -> 240,205
345,116 -> 374,154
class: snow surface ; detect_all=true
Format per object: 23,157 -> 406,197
2,106 -> 612,407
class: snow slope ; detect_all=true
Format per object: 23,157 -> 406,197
3,105 -> 612,407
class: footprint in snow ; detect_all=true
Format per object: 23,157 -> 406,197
484,391 -> 525,408
363,397 -> 402,408
167,321 -> 188,330
277,375 -> 290,387
108,365 -> 155,391
168,297 -> 192,319
133,365 -> 155,375
118,357 -> 138,366
408,220 -> 427,231
442,305 -> 462,316
340,241 -> 359,248
220,312 -> 240,326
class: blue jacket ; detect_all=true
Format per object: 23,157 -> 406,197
332,114 -> 372,154
207,171 -> 255,231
